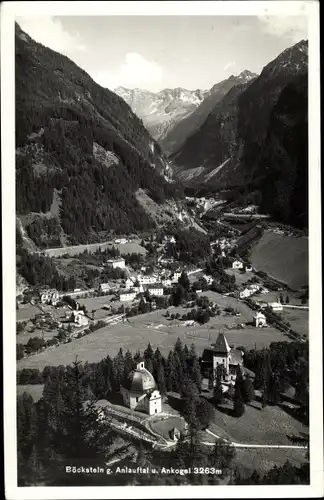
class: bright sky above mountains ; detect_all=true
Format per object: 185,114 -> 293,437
17,14 -> 308,92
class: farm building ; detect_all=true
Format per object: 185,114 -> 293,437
107,258 -> 126,269
200,333 -> 245,388
120,359 -> 162,415
253,311 -> 267,328
232,260 -> 244,269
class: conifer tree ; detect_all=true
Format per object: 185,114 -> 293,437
233,365 -> 245,417
242,374 -> 255,403
191,356 -> 202,391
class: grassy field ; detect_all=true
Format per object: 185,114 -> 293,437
280,308 -> 309,337
207,400 -> 308,446
16,300 -> 290,370
42,239 -> 147,258
249,230 -> 308,290
226,268 -> 259,287
233,447 -> 307,478
17,305 -> 42,322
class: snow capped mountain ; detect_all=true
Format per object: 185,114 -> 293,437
115,71 -> 258,150
161,70 -> 258,154
114,86 -> 208,142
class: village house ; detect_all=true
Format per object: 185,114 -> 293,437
147,285 -> 164,297
171,271 -> 182,283
119,290 -> 137,302
239,288 -> 253,299
125,277 -> 135,289
232,260 -> 244,270
120,359 -> 162,415
137,274 -> 157,285
73,310 -> 89,327
200,333 -> 246,389
40,289 -> 60,306
100,283 -> 110,294
107,257 -> 126,269
202,275 -> 214,286
163,235 -> 176,244
253,311 -> 267,328
161,278 -> 172,287
245,265 -> 253,272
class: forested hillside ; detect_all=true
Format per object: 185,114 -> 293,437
15,24 -> 183,246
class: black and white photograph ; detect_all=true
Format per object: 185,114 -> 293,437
1,1 -> 322,498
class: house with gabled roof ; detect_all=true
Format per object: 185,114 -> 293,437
200,333 -> 245,387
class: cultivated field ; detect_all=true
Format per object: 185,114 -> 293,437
16,299 -> 290,370
42,239 -> 147,258
249,230 -> 308,290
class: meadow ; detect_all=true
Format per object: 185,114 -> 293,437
249,230 -> 308,290
42,239 -> 147,258
16,297 -> 290,370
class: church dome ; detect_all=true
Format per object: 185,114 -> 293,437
121,367 -> 156,393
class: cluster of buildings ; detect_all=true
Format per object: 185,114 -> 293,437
40,289 -> 60,306
232,259 -> 253,271
239,283 -> 262,299
117,270 -> 185,302
114,238 -> 128,245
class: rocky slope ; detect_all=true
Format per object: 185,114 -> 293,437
15,24 -> 185,248
114,86 -> 207,144
161,70 -> 257,154
172,40 -> 308,228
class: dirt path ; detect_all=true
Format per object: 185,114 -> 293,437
204,429 -> 307,450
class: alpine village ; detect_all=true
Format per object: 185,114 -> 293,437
15,22 -> 309,487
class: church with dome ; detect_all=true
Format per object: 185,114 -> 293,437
120,359 -> 162,415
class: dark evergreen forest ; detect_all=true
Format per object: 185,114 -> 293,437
15,24 -> 183,245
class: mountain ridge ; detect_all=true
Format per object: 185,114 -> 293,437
15,23 -> 186,248
172,40 -> 308,228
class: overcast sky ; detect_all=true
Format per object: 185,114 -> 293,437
16,15 -> 308,92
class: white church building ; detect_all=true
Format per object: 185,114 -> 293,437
121,359 -> 162,415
